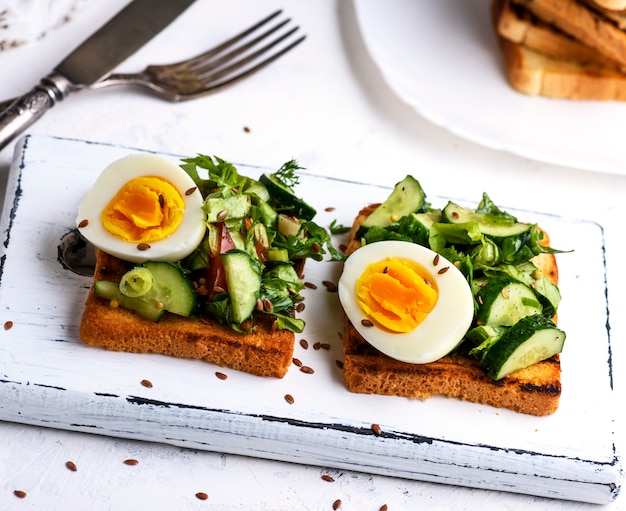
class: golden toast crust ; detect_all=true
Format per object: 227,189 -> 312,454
79,250 -> 295,378
342,205 -> 562,416
493,0 -> 626,100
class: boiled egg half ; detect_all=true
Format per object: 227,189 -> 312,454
338,240 -> 474,364
76,154 -> 206,263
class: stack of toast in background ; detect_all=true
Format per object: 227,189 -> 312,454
492,0 -> 626,99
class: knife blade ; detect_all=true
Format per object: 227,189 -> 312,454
0,0 -> 195,151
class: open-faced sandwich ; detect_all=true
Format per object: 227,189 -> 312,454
338,176 -> 566,416
76,153 -> 338,378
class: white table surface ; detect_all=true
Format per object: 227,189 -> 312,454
1,1 -> 625,509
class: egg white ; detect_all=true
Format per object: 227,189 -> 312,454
76,154 -> 206,263
338,240 -> 474,364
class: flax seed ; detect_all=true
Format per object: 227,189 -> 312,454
215,372 -> 228,380
300,365 -> 314,374
333,499 -> 342,510
66,461 -> 77,472
158,194 -> 165,209
295,302 -> 305,312
313,342 -> 321,350
185,187 -> 197,196
13,490 -> 26,498
437,266 -> 450,275
292,357 -> 303,367
371,423 -> 382,436
321,474 -> 335,482
140,379 -> 153,388
196,492 -> 209,500
4,320 -> 13,330
304,281 -> 317,289
335,360 -> 344,369
320,343 -> 331,350
323,280 -> 338,292
433,254 -> 440,266
123,459 -> 139,466
284,394 -> 295,404
361,319 -> 374,327
78,219 -> 89,228
325,207 -> 336,212
243,126 -> 251,133
217,209 -> 228,220
380,505 -> 388,511
137,243 -> 150,251
299,339 -> 309,349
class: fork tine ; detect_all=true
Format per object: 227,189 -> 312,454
194,32 -> 306,97
187,18 -> 292,73
174,10 -> 284,68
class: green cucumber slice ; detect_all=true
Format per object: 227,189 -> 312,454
94,261 -> 196,322
221,250 -> 262,324
94,280 -> 165,322
442,201 -> 532,239
476,276 -> 542,327
259,174 -> 317,221
358,175 -> 426,235
480,314 -> 565,380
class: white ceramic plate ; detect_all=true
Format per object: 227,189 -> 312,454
354,0 -> 626,174
0,135 -> 621,504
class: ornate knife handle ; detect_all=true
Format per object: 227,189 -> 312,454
0,73 -> 78,151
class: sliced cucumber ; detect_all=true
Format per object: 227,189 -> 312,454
358,175 -> 426,235
412,209 -> 442,232
95,280 -> 165,322
476,277 -> 542,327
480,314 -> 565,380
221,250 -> 262,324
143,261 -> 196,317
203,194 -> 251,223
94,261 -> 196,322
259,174 -> 317,221
442,201 -> 532,239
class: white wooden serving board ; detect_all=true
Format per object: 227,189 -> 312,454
0,135 -> 621,504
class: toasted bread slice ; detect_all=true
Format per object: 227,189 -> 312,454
342,205 -> 561,416
79,250 -> 295,378
498,0 -> 623,70
511,0 -> 626,66
493,0 -> 626,99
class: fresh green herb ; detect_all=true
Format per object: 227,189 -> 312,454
273,159 -> 303,190
329,219 -> 350,235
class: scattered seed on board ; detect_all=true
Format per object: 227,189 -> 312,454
13,490 -> 26,498
371,423 -> 382,436
325,206 -> 336,212
292,357 -> 303,367
304,281 -> 317,289
313,342 -> 321,350
299,339 -> 309,349
215,372 -> 228,380
66,460 -> 78,472
321,475 -> 335,482
140,379 -> 153,388
379,504 -> 388,511
322,280 -> 337,292
123,459 -> 139,466
196,492 -> 209,500
243,126 -> 251,133
300,365 -> 314,374
333,499 -> 342,510
284,394 -> 295,405
4,320 -> 13,330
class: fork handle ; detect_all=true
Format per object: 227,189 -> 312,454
0,72 -> 77,151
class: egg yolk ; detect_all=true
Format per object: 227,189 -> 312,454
356,257 -> 438,333
101,176 -> 185,243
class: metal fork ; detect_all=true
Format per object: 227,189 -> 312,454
0,10 -> 305,148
